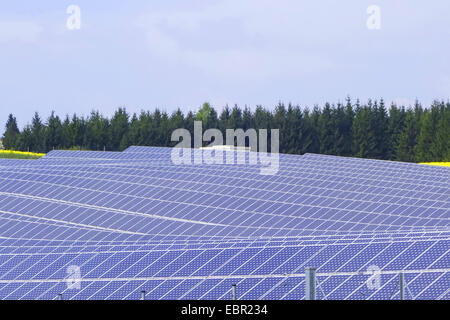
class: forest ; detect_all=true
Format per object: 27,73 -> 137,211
2,98 -> 450,162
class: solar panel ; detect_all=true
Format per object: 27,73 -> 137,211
0,147 -> 448,300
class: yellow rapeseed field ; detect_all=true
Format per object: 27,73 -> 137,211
420,162 -> 450,167
0,150 -> 45,159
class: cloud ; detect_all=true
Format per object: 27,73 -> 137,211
0,18 -> 43,43
135,1 -> 337,80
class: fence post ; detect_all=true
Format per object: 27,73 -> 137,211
232,284 -> 237,300
141,290 -> 146,300
58,293 -> 63,300
399,273 -> 405,300
305,267 -> 317,300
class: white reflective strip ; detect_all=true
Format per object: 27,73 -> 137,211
1,268 -> 445,284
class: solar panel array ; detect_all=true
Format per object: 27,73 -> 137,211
0,147 -> 448,300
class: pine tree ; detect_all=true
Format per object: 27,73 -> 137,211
5,98 -> 449,161
318,103 -> 336,155
219,106 -> 231,135
430,102 -> 450,161
306,107 -> 321,154
333,98 -> 353,156
229,105 -> 243,129
273,103 -> 287,153
30,112 -> 45,153
84,111 -> 110,151
415,102 -> 440,162
17,126 -> 33,152
352,104 -> 377,158
184,111 -> 195,148
207,107 -> 219,130
242,106 -> 254,131
387,104 -> 406,160
71,114 -> 86,149
121,113 -> 139,150
296,108 -> 314,154
159,111 -> 170,147
253,106 -> 272,130
44,111 -> 63,151
62,114 -> 83,149
152,109 -> 163,146
110,108 -> 129,151
284,104 -> 302,154
372,99 -> 389,159
2,114 -> 20,150
253,106 -> 272,152
167,109 -> 185,147
396,110 -> 418,162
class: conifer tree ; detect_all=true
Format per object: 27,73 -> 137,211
318,103 -> 335,155
3,98 -> 449,161
333,99 -> 353,156
30,112 -> 45,153
396,110 -> 419,162
44,111 -> 63,151
387,104 -> 406,160
415,102 -> 440,162
110,108 -> 129,151
372,99 -> 389,159
2,114 -> 20,150
352,104 -> 377,158
430,103 -> 450,161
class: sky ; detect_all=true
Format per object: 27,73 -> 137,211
1,0 -> 450,128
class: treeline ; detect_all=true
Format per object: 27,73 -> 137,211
2,98 -> 450,162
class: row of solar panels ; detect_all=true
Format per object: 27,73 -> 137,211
0,158 -> 447,234
0,271 -> 447,300
0,147 -> 448,299
1,237 -> 448,280
0,236 -> 448,299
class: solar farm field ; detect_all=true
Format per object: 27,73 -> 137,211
0,147 -> 448,300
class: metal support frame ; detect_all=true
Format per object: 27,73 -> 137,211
305,267 -> 317,300
390,272 -> 414,300
141,290 -> 146,300
399,273 -> 405,300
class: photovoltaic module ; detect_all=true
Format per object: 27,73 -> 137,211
0,147 -> 448,300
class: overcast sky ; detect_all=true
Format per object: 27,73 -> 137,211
1,0 -> 450,128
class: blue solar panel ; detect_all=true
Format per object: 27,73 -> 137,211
0,147 -> 448,300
